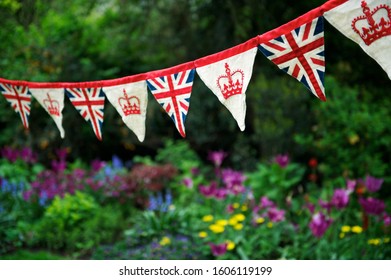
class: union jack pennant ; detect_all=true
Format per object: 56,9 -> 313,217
65,87 -> 105,140
259,17 -> 326,101
0,83 -> 31,128
147,69 -> 195,137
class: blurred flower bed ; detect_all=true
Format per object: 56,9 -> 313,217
0,141 -> 390,259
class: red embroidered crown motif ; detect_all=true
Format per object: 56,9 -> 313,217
43,93 -> 60,116
217,63 -> 244,100
118,89 -> 141,116
352,1 -> 391,46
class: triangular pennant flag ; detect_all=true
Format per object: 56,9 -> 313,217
196,47 -> 257,131
147,69 -> 195,137
30,88 -> 65,138
65,87 -> 105,141
324,0 -> 391,80
259,17 -> 326,101
0,83 -> 31,129
103,81 -> 148,142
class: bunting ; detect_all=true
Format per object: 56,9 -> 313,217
0,0 -> 389,141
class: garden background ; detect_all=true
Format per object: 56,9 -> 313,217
0,0 -> 390,259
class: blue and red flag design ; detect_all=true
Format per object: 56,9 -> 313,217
147,69 -> 195,137
0,83 -> 31,128
258,17 -> 326,101
65,87 -> 105,140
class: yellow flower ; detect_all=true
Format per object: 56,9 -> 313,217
234,223 -> 243,230
202,215 -> 214,222
226,240 -> 235,251
234,213 -> 246,222
384,238 -> 390,244
216,219 -> 228,226
339,233 -> 345,239
232,203 -> 240,209
228,217 -> 238,226
341,225 -> 351,233
241,205 -> 248,211
209,224 -> 225,233
159,236 -> 171,246
198,231 -> 208,238
351,225 -> 363,234
368,239 -> 381,246
256,217 -> 265,224
267,222 -> 273,228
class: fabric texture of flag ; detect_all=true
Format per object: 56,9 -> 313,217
65,87 -> 105,141
324,0 -> 391,80
103,81 -> 148,142
259,17 -> 326,101
0,83 -> 31,129
30,88 -> 65,138
147,69 -> 195,138
196,47 -> 258,131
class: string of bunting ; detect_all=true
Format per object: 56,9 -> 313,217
0,0 -> 390,142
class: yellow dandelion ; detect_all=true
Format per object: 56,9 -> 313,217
384,238 -> 390,244
234,213 -> 246,222
351,225 -> 363,234
159,236 -> 171,246
209,224 -> 225,233
341,225 -> 351,233
368,239 -> 381,246
256,217 -> 265,224
339,232 -> 345,239
228,217 -> 238,226
232,202 -> 240,209
198,231 -> 208,238
267,222 -> 273,228
202,215 -> 214,222
226,240 -> 235,251
216,219 -> 228,226
234,223 -> 244,230
241,205 -> 248,211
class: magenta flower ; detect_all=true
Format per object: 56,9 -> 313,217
306,203 -> 315,214
199,182 -> 217,198
260,196 -> 275,209
309,212 -> 333,238
209,243 -> 227,256
364,176 -> 384,193
383,213 -> 391,227
359,197 -> 385,216
182,177 -> 193,188
346,179 -> 357,193
331,189 -> 350,209
1,147 -> 19,162
91,159 -> 105,172
274,154 -> 289,168
208,150 -> 227,167
221,169 -> 246,194
214,188 -> 228,200
267,207 -> 285,222
318,199 -> 333,213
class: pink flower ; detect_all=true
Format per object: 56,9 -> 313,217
309,212 -> 333,238
364,176 -> 384,193
383,213 -> 391,227
199,182 -> 217,198
209,243 -> 227,256
319,199 -> 333,213
331,189 -> 350,209
182,177 -> 193,188
208,150 -> 227,167
274,154 -> 289,168
267,207 -> 285,222
260,196 -> 275,209
359,197 -> 385,216
346,179 -> 357,193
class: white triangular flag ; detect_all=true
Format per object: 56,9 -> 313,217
103,81 -> 148,142
30,88 -> 65,138
324,0 -> 391,79
196,47 -> 257,131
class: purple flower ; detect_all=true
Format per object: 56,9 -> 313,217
199,182 -> 217,198
91,159 -> 105,172
20,147 -> 37,163
214,188 -> 228,200
364,176 -> 384,193
346,179 -> 357,193
182,177 -> 193,188
208,150 -> 227,167
306,203 -> 315,214
260,196 -> 275,209
359,197 -> 385,216
191,167 -> 200,176
319,199 -> 333,213
383,213 -> 391,227
309,212 -> 333,238
56,148 -> 68,161
331,189 -> 350,209
209,243 -> 227,256
274,154 -> 289,168
112,155 -> 124,169
267,207 -> 285,222
221,169 -> 246,195
1,147 -> 19,162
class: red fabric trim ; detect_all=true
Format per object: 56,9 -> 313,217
146,61 -> 195,79
259,0 -> 349,43
194,37 -> 259,68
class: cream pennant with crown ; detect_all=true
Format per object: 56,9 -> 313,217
196,47 -> 258,131
30,88 -> 65,138
103,81 -> 148,142
324,0 -> 391,79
